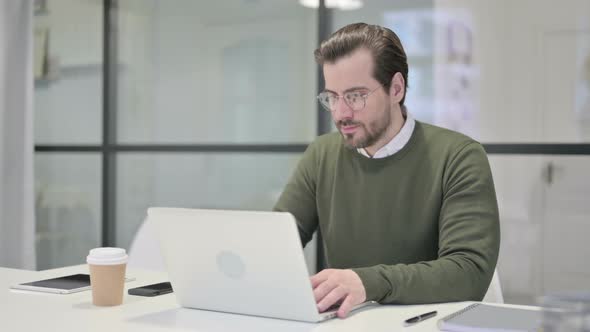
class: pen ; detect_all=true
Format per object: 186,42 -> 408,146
403,310 -> 437,326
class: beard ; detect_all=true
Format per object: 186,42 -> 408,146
336,105 -> 392,150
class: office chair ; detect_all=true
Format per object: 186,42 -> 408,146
482,268 -> 504,303
128,217 -> 166,271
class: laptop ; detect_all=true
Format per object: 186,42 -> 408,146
148,207 -> 377,322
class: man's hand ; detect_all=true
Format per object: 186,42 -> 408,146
310,269 -> 366,319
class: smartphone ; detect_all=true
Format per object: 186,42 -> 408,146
128,281 -> 173,297
9,274 -> 135,294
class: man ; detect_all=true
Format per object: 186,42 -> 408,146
273,23 -> 500,318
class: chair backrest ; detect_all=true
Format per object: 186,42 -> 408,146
482,268 -> 504,303
127,217 -> 166,271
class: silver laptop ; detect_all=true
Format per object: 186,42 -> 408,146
148,207 -> 376,322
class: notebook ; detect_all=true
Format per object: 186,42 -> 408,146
437,303 -> 542,332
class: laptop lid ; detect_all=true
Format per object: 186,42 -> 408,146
148,207 -> 324,322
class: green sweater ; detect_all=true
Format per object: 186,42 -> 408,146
273,121 -> 500,304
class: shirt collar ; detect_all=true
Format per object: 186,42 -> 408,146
357,112 -> 416,159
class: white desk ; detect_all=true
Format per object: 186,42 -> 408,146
1,265 -> 537,331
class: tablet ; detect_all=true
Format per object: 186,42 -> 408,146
10,273 -> 135,294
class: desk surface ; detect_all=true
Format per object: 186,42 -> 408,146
1,265 -> 538,331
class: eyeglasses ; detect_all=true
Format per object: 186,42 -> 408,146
317,86 -> 381,112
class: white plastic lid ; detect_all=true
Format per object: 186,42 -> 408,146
86,247 -> 128,265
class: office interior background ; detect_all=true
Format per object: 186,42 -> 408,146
1,0 -> 588,307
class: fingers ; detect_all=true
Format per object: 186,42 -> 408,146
310,269 -> 367,318
310,269 -> 330,288
337,294 -> 356,318
317,286 -> 347,312
313,278 -> 338,303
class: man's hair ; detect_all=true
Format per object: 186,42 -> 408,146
314,23 -> 408,107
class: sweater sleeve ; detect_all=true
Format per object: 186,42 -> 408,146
273,142 -> 319,247
352,142 -> 500,303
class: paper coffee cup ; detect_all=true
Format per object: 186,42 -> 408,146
87,247 -> 128,306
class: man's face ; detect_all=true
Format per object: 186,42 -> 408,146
322,48 -> 392,151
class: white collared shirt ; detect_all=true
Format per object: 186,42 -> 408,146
357,113 -> 416,159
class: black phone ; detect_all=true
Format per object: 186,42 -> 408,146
128,281 -> 173,297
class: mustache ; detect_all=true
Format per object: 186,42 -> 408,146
337,120 -> 361,127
